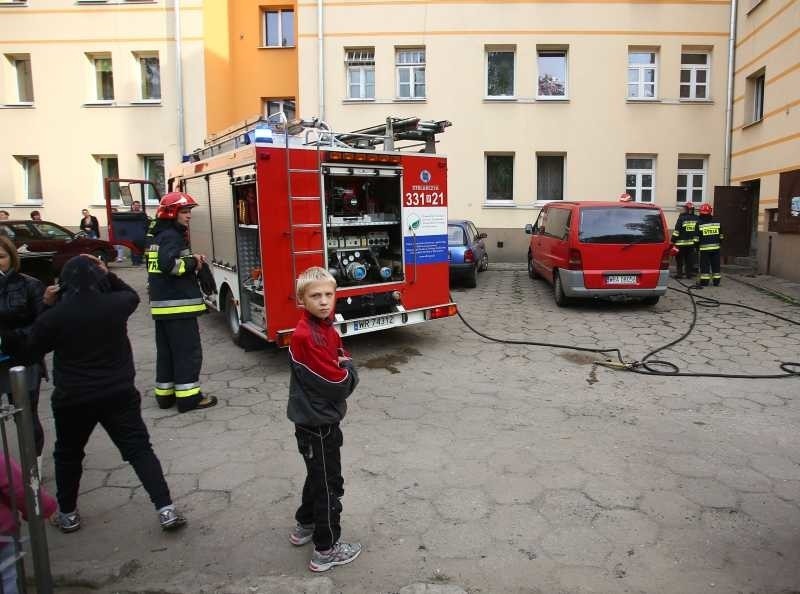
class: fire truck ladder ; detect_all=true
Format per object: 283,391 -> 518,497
284,125 -> 325,294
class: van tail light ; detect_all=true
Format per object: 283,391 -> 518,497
427,304 -> 458,320
464,249 -> 475,264
660,247 -> 671,270
568,248 -> 583,270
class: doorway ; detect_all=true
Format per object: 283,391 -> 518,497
740,179 -> 760,257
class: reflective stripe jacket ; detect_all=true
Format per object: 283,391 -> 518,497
695,216 -> 724,252
146,221 -> 206,319
671,212 -> 699,246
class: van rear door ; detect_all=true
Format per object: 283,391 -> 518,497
575,206 -> 667,289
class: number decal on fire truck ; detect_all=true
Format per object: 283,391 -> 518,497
404,192 -> 445,207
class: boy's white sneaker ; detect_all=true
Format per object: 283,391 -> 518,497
309,541 -> 361,572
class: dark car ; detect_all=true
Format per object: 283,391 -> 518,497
0,220 -> 116,282
448,219 -> 488,288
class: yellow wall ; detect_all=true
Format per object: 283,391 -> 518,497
204,0 -> 298,135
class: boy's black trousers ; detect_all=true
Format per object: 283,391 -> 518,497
294,423 -> 344,551
53,388 -> 172,513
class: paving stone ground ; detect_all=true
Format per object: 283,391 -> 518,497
27,266 -> 800,593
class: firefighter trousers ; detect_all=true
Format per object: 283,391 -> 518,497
155,317 -> 203,413
675,245 -> 696,277
699,250 -> 721,286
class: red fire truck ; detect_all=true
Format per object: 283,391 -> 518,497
108,116 -> 457,347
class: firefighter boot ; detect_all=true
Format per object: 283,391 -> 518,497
155,394 -> 176,409
176,393 -> 218,413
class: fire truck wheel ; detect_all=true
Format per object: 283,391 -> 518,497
224,290 -> 249,348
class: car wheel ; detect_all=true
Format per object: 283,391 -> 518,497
553,271 -> 570,307
642,296 -> 660,306
528,254 -> 540,280
479,253 -> 489,272
464,264 -> 478,288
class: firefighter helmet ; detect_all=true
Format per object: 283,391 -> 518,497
699,203 -> 713,216
156,192 -> 198,220
683,202 -> 695,211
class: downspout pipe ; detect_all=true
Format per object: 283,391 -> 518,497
723,0 -> 738,185
317,0 -> 325,120
174,0 -> 186,159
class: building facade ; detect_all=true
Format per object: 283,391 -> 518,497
296,0 -> 731,262
730,0 -> 800,280
202,0 -> 298,136
0,0 -> 205,228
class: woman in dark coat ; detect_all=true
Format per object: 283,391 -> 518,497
0,235 -> 47,464
79,209 -> 100,239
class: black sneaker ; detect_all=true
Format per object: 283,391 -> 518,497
159,508 -> 187,531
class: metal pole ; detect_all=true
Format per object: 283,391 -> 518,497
174,0 -> 186,159
722,0 -> 739,185
317,0 -> 325,120
9,367 -> 53,594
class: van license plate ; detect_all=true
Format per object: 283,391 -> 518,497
606,275 -> 638,285
353,315 -> 397,331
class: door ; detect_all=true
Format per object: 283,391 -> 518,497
713,185 -> 754,258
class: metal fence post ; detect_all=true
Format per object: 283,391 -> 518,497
9,366 -> 52,594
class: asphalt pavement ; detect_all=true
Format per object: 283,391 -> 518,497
27,264 -> 800,594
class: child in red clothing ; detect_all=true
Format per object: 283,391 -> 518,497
286,267 -> 361,573
0,454 -> 57,594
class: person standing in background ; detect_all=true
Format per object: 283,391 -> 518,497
29,211 -> 42,222
79,209 -> 100,239
0,211 -> 9,221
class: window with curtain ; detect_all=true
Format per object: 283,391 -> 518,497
486,154 -> 514,202
92,55 -> 114,100
537,155 -> 564,201
137,54 -> 161,100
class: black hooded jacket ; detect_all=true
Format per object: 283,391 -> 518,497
1,257 -> 139,408
0,270 -> 44,366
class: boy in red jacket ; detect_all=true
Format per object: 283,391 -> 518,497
286,267 -> 361,572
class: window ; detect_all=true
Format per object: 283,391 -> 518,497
136,53 -> 160,100
143,155 -> 165,203
263,98 -> 296,121
486,154 -> 514,202
680,52 -> 709,100
486,48 -> 515,98
746,70 -> 765,124
625,156 -> 656,202
628,50 -> 657,99
537,49 -> 567,99
6,54 -> 33,102
345,48 -> 375,100
537,155 -> 564,201
448,224 -> 466,246
396,48 -> 425,99
89,54 -> 114,100
16,156 -> 42,201
32,222 -> 72,240
543,207 -> 570,239
263,9 -> 294,47
676,157 -> 706,203
96,155 -> 119,200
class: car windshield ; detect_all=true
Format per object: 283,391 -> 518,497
448,225 -> 466,246
578,208 -> 664,244
32,222 -> 73,240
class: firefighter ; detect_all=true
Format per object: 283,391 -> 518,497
147,192 -> 218,413
695,203 -> 724,287
671,202 -> 699,279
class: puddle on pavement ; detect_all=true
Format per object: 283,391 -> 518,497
363,346 -> 421,374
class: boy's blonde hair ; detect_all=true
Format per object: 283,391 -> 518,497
296,266 -> 337,300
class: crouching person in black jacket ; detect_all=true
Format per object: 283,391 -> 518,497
0,255 -> 186,533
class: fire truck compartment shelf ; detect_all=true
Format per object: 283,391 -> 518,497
238,224 -> 259,229
328,221 -> 399,228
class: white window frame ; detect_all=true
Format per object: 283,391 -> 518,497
7,54 -> 34,103
747,70 -> 765,124
485,47 -> 515,99
676,156 -> 707,204
88,53 -> 114,102
627,50 -> 658,100
345,48 -> 375,100
536,48 -> 568,100
395,48 -> 426,100
680,52 -> 710,100
263,9 -> 294,48
263,98 -> 296,121
485,153 -> 515,204
95,155 -> 119,203
134,51 -> 161,101
625,155 -> 656,203
142,154 -> 165,205
16,156 -> 42,202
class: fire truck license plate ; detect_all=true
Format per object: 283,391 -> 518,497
606,274 -> 638,285
353,315 -> 397,331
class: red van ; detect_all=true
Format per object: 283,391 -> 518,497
524,201 -> 672,306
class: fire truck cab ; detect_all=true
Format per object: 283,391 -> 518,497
167,115 -> 457,347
